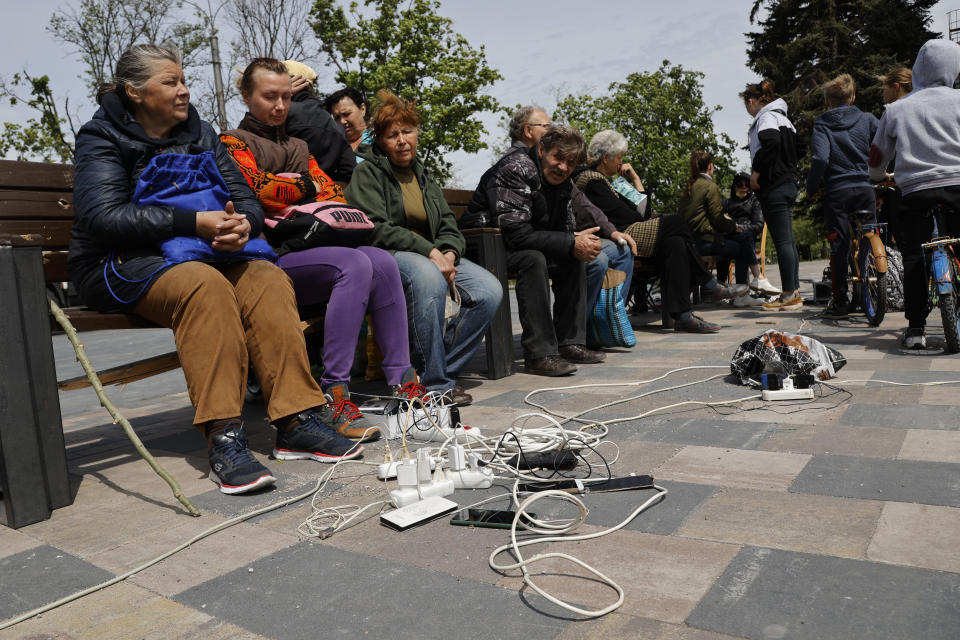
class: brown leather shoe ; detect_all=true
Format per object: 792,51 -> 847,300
558,344 -> 606,364
525,355 -> 578,376
450,385 -> 473,406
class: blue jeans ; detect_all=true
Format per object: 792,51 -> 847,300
393,252 -> 503,392
584,239 -> 634,322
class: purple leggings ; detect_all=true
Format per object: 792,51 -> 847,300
277,245 -> 410,387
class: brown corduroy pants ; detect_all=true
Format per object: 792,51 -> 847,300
133,259 -> 325,429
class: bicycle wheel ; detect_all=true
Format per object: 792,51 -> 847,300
940,260 -> 960,353
858,240 -> 886,326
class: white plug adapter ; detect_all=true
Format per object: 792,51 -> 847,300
378,457 -> 435,480
447,444 -> 467,471
395,459 -> 418,487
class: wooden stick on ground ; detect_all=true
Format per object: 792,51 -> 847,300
49,298 -> 201,517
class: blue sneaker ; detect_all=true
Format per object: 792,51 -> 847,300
208,424 -> 276,495
273,409 -> 364,463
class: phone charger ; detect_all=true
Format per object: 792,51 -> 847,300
380,496 -> 458,531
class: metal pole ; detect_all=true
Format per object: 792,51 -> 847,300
210,31 -> 228,129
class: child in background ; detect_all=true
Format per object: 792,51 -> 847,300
722,172 -> 779,297
806,73 -> 878,317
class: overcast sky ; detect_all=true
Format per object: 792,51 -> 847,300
1,0 -> 957,186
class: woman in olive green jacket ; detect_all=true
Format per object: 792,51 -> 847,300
678,150 -> 759,286
344,90 -> 502,406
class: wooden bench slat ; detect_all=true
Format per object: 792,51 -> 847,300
57,351 -> 181,391
0,190 -> 74,219
54,307 -> 162,332
0,159 -> 73,190
0,219 -> 72,248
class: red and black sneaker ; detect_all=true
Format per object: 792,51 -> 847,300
273,409 -> 364,463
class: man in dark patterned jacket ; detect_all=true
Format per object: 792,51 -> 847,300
466,124 -> 636,376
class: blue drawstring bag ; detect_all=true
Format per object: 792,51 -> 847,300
105,151 -> 276,305
132,150 -> 276,265
133,150 -> 231,210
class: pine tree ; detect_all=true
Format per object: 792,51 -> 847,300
746,0 -> 940,137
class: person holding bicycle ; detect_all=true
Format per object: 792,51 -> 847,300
869,39 -> 960,349
807,74 -> 878,318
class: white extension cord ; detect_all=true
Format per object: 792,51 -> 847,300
488,484 -> 668,617
16,366 -> 958,629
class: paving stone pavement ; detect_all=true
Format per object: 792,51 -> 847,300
3,259 -> 960,639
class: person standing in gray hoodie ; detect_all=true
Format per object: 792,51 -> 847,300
869,39 -> 960,349
807,74 -> 879,317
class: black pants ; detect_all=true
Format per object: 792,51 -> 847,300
823,185 -> 875,301
507,249 -> 586,360
698,230 -> 758,284
760,181 -> 800,292
899,186 -> 960,327
654,215 -> 715,318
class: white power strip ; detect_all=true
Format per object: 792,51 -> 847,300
761,388 -> 814,401
377,457 -> 435,480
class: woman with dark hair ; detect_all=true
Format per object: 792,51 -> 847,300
742,79 -> 802,311
345,90 -> 502,405
70,45 -> 360,496
324,87 -> 372,153
573,131 -> 746,332
678,150 -> 766,303
220,58 -> 420,436
723,173 -> 778,295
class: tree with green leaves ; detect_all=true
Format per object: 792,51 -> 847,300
49,0 -> 207,101
554,61 -> 738,214
0,0 -> 207,163
0,73 -> 75,163
310,0 -> 502,185
747,0 -> 939,139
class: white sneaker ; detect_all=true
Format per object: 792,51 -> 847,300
733,293 -> 765,307
901,328 -> 926,349
750,277 -> 781,295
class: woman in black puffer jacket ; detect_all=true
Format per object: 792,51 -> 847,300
69,44 -> 359,496
720,172 -> 779,294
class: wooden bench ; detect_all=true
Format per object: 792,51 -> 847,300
0,164 -> 512,529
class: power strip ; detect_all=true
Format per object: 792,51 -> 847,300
377,457 -> 435,480
761,388 -> 814,401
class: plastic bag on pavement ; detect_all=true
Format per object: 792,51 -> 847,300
730,329 -> 846,385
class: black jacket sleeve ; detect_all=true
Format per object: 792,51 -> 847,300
496,161 -> 574,257
73,126 -> 196,247
747,196 -> 764,237
581,178 -> 639,232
